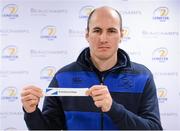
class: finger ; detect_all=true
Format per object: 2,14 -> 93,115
85,89 -> 90,96
89,85 -> 107,96
86,86 -> 102,96
30,104 -> 36,108
90,85 -> 105,91
92,94 -> 108,101
23,86 -> 42,92
21,89 -> 43,98
22,99 -> 39,109
24,99 -> 39,106
21,91 -> 42,98
21,94 -> 39,102
30,99 -> 39,106
94,100 -> 103,108
21,90 -> 32,97
91,88 -> 108,96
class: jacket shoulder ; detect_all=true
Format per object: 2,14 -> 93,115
130,62 -> 153,76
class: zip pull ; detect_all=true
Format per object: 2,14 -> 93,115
101,76 -> 104,84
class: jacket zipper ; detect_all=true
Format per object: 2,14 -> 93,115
89,66 -> 111,130
100,76 -> 105,130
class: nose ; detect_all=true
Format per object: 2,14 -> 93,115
100,32 -> 108,43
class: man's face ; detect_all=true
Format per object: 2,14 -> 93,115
86,8 -> 123,61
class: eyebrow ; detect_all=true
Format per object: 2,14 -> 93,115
92,27 -> 118,30
92,27 -> 101,30
107,27 -> 118,31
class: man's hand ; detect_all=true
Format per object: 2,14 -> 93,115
21,86 -> 43,113
86,85 -> 112,112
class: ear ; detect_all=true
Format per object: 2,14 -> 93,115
85,29 -> 89,42
120,29 -> 124,38
119,29 -> 123,43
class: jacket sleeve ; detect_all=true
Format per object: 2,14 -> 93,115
106,74 -> 163,130
24,76 -> 66,130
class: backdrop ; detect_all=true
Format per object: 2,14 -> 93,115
0,0 -> 179,130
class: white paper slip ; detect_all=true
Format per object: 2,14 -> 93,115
44,87 -> 89,96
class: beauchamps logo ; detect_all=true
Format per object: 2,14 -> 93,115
79,5 -> 94,19
1,45 -> 18,61
1,87 -> 18,102
120,10 -> 142,15
40,25 -> 57,41
2,4 -> 19,19
68,29 -> 85,37
122,27 -> 131,42
142,30 -> 179,38
40,66 -> 56,81
152,47 -> 168,63
157,88 -> 168,103
153,7 -> 169,22
30,49 -> 68,57
30,8 -> 68,16
0,70 -> 29,78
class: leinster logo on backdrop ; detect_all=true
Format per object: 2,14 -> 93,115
1,45 -> 18,61
1,87 -> 18,102
152,47 -> 168,63
40,25 -> 57,41
157,88 -> 168,103
2,4 -> 19,19
153,7 -> 169,22
122,27 -> 131,42
79,5 -> 94,19
40,66 -> 56,81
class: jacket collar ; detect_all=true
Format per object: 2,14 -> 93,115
77,47 -> 131,71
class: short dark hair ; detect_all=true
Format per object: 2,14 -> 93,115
86,8 -> 122,32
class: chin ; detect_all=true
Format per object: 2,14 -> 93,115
97,55 -> 111,60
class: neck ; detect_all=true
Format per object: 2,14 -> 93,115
90,55 -> 117,72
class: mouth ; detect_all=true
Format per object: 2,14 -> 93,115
98,46 -> 110,50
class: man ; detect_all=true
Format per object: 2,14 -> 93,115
21,6 -> 163,130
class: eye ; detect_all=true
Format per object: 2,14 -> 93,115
108,29 -> 117,33
93,29 -> 101,33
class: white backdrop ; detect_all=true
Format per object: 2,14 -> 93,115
0,0 -> 179,130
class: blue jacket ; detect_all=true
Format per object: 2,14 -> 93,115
24,48 -> 162,130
